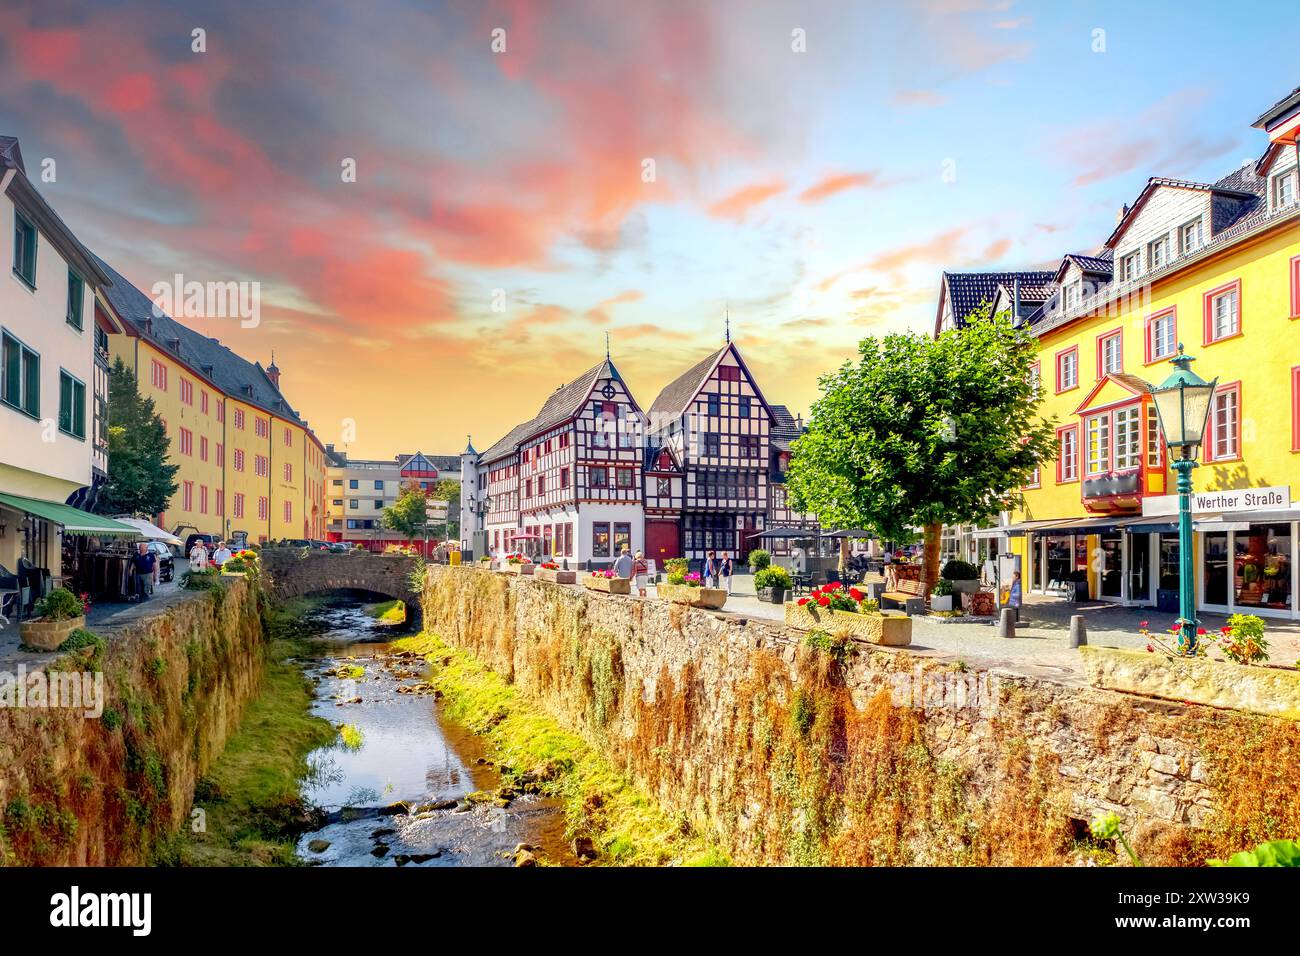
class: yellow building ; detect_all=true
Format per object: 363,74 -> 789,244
979,90 -> 1300,621
95,260 -> 326,545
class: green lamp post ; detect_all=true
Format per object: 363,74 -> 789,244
1148,345 -> 1217,654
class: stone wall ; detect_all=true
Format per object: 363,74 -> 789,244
0,580 -> 265,865
261,548 -> 421,630
422,567 -> 1300,865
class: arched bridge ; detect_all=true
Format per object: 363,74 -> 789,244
260,549 -> 425,632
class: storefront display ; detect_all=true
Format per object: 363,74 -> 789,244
1233,523 -> 1292,611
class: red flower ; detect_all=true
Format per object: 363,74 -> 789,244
849,587 -> 864,602
797,597 -> 810,606
815,595 -> 831,608
1146,644 -> 1155,653
1196,628 -> 1206,636
1139,621 -> 1149,628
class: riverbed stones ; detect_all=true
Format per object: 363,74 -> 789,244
307,839 -> 331,853
370,827 -> 396,839
371,843 -> 390,857
513,848 -> 538,867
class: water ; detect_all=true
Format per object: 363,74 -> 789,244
291,599 -> 572,867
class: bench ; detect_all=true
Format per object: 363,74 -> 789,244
880,578 -> 928,615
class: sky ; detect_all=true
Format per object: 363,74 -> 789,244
1,0 -> 1295,458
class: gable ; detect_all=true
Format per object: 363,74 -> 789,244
1110,184 -> 1213,257
1072,373 -> 1151,416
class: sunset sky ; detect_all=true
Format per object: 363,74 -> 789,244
2,0 -> 1294,458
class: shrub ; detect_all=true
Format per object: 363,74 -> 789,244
1218,613 -> 1269,665
183,569 -> 221,590
748,549 -> 771,573
753,566 -> 792,590
941,560 -> 979,581
664,558 -> 689,576
1209,838 -> 1300,867
932,579 -> 953,597
35,587 -> 86,621
57,628 -> 104,656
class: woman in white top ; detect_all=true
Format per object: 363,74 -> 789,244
189,542 -> 209,573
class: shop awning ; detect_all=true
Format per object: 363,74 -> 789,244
0,492 -> 141,536
747,527 -> 821,540
981,518 -> 1079,537
114,517 -> 183,545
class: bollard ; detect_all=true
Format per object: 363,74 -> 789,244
998,607 -> 1016,639
1068,614 -> 1087,647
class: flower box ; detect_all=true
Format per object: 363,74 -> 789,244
757,587 -> 788,604
948,578 -> 980,595
220,570 -> 247,577
584,575 -> 631,595
931,594 -> 956,612
657,583 -> 728,609
19,615 -> 86,652
783,603 -> 911,646
505,562 -> 535,575
1081,646 -> 1300,720
535,567 -> 576,584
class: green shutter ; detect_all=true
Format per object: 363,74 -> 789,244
21,347 -> 38,416
2,334 -> 19,407
74,379 -> 86,438
59,372 -> 72,432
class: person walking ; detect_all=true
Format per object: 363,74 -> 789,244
211,540 -> 233,568
718,552 -> 734,594
613,547 -> 634,581
188,540 -> 209,573
632,550 -> 649,597
704,550 -> 718,588
133,541 -> 157,602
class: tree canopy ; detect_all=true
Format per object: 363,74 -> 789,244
95,357 -> 179,519
381,484 -> 430,539
785,309 -> 1056,582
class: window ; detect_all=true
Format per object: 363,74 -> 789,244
216,399 -> 224,423
537,474 -> 546,495
1055,347 -> 1078,392
349,499 -> 358,509
216,442 -> 224,467
233,493 -> 245,519
1204,281 -> 1241,343
151,359 -> 168,392
1179,218 -> 1203,255
1207,385 -> 1240,461
1063,283 -> 1081,311
1029,361 -> 1040,392
1147,235 -> 1170,271
66,270 -> 84,329
13,212 -> 37,286
179,427 -> 193,456
200,436 -> 209,461
1114,406 -> 1141,471
182,480 -> 195,511
1086,413 -> 1110,475
284,500 -> 293,524
233,407 -> 244,429
2,331 -> 40,416
234,448 -> 245,471
560,467 -> 569,487
1024,467 -> 1040,490
200,390 -> 209,415
1146,405 -> 1163,468
1273,169 -> 1296,209
524,478 -> 532,497
1097,330 -> 1122,376
1293,366 -> 1300,453
200,485 -> 208,514
258,496 -> 269,521
215,490 -> 224,517
255,417 -> 269,439
613,522 -> 631,555
589,466 -> 607,487
1120,251 -> 1141,282
1057,426 -> 1078,482
283,428 -> 292,447
707,393 -> 720,417
718,364 -> 740,382
1146,308 -> 1176,362
740,435 -> 759,458
592,523 -> 611,558
704,432 -> 721,457
656,477 -> 670,496
738,396 -> 751,418
57,370 -> 86,439
348,479 -> 358,489
255,454 -> 268,477
1292,255 -> 1300,319
179,378 -> 193,405
283,462 -> 293,482
617,468 -> 633,488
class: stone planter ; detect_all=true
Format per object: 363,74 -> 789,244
19,615 -> 85,652
584,575 -> 631,595
505,563 -> 535,575
931,594 -> 956,612
784,603 -> 911,646
658,583 -> 728,609
1081,646 -> 1300,720
535,567 -> 577,584
220,571 -> 247,577
757,587 -> 788,604
948,578 -> 980,595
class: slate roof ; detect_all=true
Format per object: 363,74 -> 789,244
769,403 -> 803,454
477,359 -> 621,464
95,255 -> 311,430
941,271 -> 1056,330
398,452 -> 460,473
647,345 -> 727,418
1252,85 -> 1300,130
0,135 -> 23,173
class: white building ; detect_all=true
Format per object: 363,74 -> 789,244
1,134 -> 124,580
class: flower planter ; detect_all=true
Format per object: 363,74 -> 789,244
505,563 -> 535,575
784,603 -> 911,646
19,615 -> 86,652
948,578 -> 980,595
931,594 -> 955,612
1081,646 -> 1300,720
657,583 -> 728,609
584,576 -> 631,595
535,567 -> 576,584
757,587 -> 788,604
220,570 -> 247,577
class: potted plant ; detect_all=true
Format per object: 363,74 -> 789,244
504,552 -> 534,575
785,582 -> 911,646
221,548 -> 260,577
584,568 -> 631,595
20,587 -> 90,651
940,559 -> 980,594
657,568 -> 728,609
748,549 -> 771,574
754,566 -> 792,604
931,578 -> 956,612
535,561 -> 576,584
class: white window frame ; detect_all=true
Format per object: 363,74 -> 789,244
1179,218 -> 1203,255
1210,387 -> 1240,461
1149,311 -> 1176,360
1114,406 -> 1142,471
1211,287 -> 1239,340
1086,413 -> 1110,476
1121,251 -> 1141,282
1148,235 -> 1169,271
1273,169 -> 1296,209
1100,332 -> 1122,375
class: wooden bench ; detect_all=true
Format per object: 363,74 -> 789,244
880,578 -> 928,615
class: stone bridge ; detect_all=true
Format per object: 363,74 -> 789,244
259,549 -> 424,631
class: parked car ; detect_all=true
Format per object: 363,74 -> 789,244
184,533 -> 219,556
327,542 -> 350,553
147,541 -> 175,582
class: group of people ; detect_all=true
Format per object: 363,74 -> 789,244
128,539 -> 236,603
187,540 -> 234,573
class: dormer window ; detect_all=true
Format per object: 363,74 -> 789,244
1179,218 -> 1203,255
1148,235 -> 1170,270
1063,282 -> 1081,311
1120,251 -> 1141,282
1273,169 -> 1296,210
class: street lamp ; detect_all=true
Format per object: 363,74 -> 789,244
1149,345 -> 1217,654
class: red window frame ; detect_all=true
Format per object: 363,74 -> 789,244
1293,366 -> 1300,452
1290,255 -> 1300,319
1204,381 -> 1243,463
1202,279 -> 1243,345
1143,306 -> 1177,364
1055,346 -> 1079,393
1056,424 -> 1079,483
1095,327 -> 1123,379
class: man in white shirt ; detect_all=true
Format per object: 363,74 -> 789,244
211,541 -> 234,568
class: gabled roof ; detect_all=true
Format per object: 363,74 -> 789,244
937,270 -> 1056,333
1053,251 -> 1114,283
647,345 -> 727,418
769,403 -> 804,454
1071,372 -> 1154,416
95,256 -> 311,430
0,135 -> 24,173
1104,176 -> 1259,249
477,359 -> 631,464
1252,85 -> 1300,132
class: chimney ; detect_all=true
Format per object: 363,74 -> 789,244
1116,203 -> 1129,225
266,351 -> 280,389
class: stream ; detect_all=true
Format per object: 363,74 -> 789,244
290,598 -> 572,867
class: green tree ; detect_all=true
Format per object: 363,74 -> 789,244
381,484 -> 429,539
786,309 -> 1056,593
427,477 -> 460,541
95,357 -> 179,518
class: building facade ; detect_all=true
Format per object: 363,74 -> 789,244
96,262 -> 327,544
1,135 -> 121,576
324,447 -> 459,551
953,89 -> 1300,619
